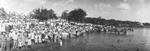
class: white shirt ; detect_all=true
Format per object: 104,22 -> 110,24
27,39 -> 32,45
11,32 -> 18,40
31,33 -> 35,39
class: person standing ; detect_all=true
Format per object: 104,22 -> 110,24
31,32 -> 35,44
27,38 -> 33,50
38,35 -> 42,44
1,33 -> 7,51
5,33 -> 12,51
11,31 -> 18,49
18,35 -> 23,50
35,34 -> 38,45
58,37 -> 62,47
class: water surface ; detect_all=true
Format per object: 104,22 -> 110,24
61,28 -> 150,51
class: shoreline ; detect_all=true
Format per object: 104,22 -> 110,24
116,26 -> 150,28
11,31 -> 150,51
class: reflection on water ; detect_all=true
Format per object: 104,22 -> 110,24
142,28 -> 150,49
62,28 -> 150,51
133,28 -> 150,50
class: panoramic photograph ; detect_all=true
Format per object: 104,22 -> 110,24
0,0 -> 150,51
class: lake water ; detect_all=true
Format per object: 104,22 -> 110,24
61,28 -> 150,51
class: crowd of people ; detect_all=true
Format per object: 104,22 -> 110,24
0,17 -> 100,51
0,14 -> 133,51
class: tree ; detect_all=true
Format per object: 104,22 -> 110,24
30,7 -> 57,21
67,8 -> 87,22
143,22 -> 150,26
61,10 -> 69,19
98,16 -> 102,19
0,7 -> 7,18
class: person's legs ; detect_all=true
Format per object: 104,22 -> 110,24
18,46 -> 21,50
54,35 -> 57,42
25,41 -> 28,49
48,36 -> 51,41
37,38 -> 39,44
10,40 -> 13,50
6,41 -> 11,51
12,40 -> 15,49
31,39 -> 35,44
16,40 -> 18,49
27,45 -> 33,50
1,43 -> 6,51
53,35 -> 55,42
59,41 -> 62,47
22,45 -> 25,49
13,40 -> 17,49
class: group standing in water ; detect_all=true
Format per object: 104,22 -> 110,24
0,19 -> 94,51
0,18 -> 133,51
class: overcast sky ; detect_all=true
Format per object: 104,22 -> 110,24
0,0 -> 150,23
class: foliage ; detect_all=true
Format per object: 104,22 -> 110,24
143,22 -> 150,26
84,17 -> 143,27
30,7 -> 57,21
0,7 -> 148,27
0,8 -> 7,18
61,10 -> 69,19
67,8 -> 87,22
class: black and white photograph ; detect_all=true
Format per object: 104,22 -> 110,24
0,0 -> 150,51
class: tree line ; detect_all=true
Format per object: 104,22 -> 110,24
1,7 -> 149,27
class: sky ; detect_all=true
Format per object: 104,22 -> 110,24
0,0 -> 150,23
